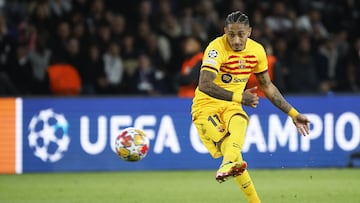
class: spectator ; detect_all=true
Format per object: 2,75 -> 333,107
69,7 -> 85,25
122,34 -> 139,79
0,14 -> 19,95
93,20 -> 112,54
178,7 -> 194,37
175,36 -> 203,98
158,13 -> 182,42
102,41 -> 124,94
287,35 -> 319,93
145,32 -> 170,71
130,53 -> 167,95
0,0 -> 359,96
0,14 -> 16,70
196,0 -> 221,39
334,30 -> 350,59
3,0 -> 28,26
228,0 -> 246,13
65,37 -> 86,79
71,21 -> 89,53
29,0 -> 53,35
135,21 -> 153,52
28,32 -> 52,94
336,37 -> 360,92
110,14 -> 126,42
272,38 -> 291,93
87,0 -> 106,35
190,19 -> 208,43
250,9 -> 270,43
318,35 -> 339,93
265,1 -> 293,35
71,0 -> 88,16
0,72 -> 19,95
82,44 -> 107,95
50,20 -> 71,58
17,21 -> 37,52
5,44 -> 34,95
135,0 -> 156,27
49,0 -> 72,22
295,7 -> 328,39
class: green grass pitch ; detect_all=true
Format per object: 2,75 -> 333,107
0,168 -> 359,203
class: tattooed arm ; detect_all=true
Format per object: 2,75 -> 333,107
256,71 -> 310,136
198,69 -> 233,101
255,71 -> 292,114
198,69 -> 259,106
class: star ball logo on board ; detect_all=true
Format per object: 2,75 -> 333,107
28,109 -> 70,163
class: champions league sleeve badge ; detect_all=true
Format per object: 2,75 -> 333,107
208,50 -> 218,59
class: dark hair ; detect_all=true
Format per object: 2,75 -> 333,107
225,11 -> 250,26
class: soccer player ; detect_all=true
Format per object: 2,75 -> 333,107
191,11 -> 310,202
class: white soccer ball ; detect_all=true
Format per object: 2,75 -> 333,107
28,109 -> 70,163
114,127 -> 150,162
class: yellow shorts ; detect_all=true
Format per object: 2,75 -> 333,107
192,102 -> 248,158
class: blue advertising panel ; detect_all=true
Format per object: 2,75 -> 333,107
22,95 -> 360,172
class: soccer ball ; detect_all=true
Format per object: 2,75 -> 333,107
28,109 -> 70,163
114,127 -> 150,162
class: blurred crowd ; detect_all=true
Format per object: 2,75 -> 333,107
0,0 -> 359,96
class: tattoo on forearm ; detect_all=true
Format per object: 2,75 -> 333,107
269,89 -> 292,113
256,72 -> 292,113
256,73 -> 270,87
199,70 -> 233,101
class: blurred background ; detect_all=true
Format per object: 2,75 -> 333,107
0,1 -> 360,202
0,0 -> 360,173
0,0 -> 359,97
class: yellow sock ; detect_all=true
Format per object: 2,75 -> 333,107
221,115 -> 247,164
220,115 -> 261,202
235,170 -> 261,203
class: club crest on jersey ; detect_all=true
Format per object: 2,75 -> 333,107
208,50 -> 218,59
238,59 -> 246,69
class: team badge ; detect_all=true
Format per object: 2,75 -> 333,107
208,50 -> 218,58
239,59 -> 246,69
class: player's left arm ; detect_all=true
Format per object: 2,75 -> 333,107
256,71 -> 310,136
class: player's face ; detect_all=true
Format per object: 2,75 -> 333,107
224,23 -> 251,52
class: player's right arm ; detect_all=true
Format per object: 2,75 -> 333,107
198,69 -> 233,101
198,69 -> 259,107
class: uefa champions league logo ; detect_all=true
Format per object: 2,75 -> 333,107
28,109 -> 70,163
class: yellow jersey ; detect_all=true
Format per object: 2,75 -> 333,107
191,34 -> 268,115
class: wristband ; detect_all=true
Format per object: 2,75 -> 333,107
288,107 -> 299,119
232,92 -> 242,103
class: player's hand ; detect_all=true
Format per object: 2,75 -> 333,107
293,114 -> 310,136
242,86 -> 259,108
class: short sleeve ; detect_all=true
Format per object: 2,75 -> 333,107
201,41 -> 224,74
253,45 -> 268,74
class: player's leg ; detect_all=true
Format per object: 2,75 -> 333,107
222,114 -> 247,163
216,114 -> 248,182
192,110 -> 227,159
219,113 -> 261,202
235,170 -> 261,203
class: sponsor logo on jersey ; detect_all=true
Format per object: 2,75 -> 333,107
233,77 -> 248,83
221,74 -> 232,83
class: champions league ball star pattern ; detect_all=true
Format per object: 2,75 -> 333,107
28,109 -> 70,163
115,127 -> 150,162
